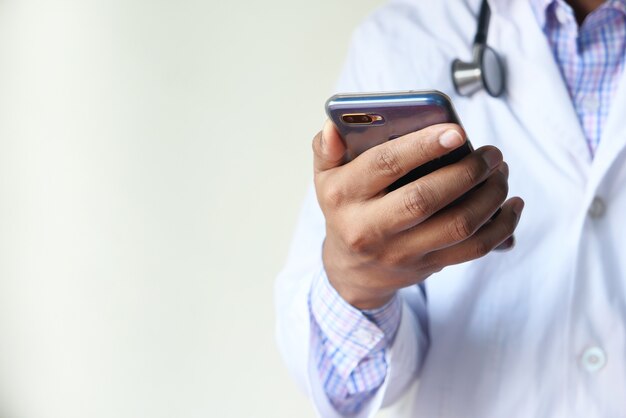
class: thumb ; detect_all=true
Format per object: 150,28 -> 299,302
313,119 -> 346,173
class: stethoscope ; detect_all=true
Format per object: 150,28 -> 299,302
451,0 -> 505,97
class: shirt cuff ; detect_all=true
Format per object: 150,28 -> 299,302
309,267 -> 402,379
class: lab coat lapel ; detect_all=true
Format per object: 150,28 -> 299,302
490,0 -> 591,184
588,69 -> 626,191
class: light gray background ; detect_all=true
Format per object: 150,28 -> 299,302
0,0 -> 389,417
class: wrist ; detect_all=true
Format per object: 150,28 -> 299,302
334,283 -> 395,310
322,258 -> 395,311
322,236 -> 398,310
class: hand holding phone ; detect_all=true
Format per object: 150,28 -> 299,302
314,91 -> 524,309
326,91 -> 474,191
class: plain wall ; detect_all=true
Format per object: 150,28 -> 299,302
0,0 -> 387,417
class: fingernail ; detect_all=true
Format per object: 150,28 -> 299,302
439,129 -> 464,149
482,148 -> 502,169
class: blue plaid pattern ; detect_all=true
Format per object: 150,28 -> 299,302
309,270 -> 401,414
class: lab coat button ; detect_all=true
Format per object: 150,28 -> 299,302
581,346 -> 606,373
588,197 -> 606,218
353,328 -> 376,345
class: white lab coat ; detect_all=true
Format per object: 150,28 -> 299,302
275,0 -> 626,416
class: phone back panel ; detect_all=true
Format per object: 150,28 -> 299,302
325,91 -> 472,190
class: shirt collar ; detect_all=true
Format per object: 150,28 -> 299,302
610,0 -> 626,14
529,0 -> 626,29
529,0 -> 554,28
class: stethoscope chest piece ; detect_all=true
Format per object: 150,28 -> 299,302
452,44 -> 505,97
450,0 -> 505,98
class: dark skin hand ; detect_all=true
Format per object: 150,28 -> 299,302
313,122 -> 524,309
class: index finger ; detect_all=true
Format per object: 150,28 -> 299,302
343,123 -> 467,200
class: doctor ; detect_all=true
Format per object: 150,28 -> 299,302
276,0 -> 626,416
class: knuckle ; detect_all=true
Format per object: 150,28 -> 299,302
415,137 -> 432,159
462,162 -> 483,185
472,239 -> 492,258
383,249 -> 410,267
420,254 -> 443,274
493,175 -> 509,200
374,148 -> 404,177
449,212 -> 476,241
322,183 -> 344,208
404,183 -> 436,218
343,227 -> 370,253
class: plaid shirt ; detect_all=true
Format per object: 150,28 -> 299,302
310,1 -> 626,414
533,0 -> 626,155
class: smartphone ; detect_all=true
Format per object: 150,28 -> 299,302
325,90 -> 472,191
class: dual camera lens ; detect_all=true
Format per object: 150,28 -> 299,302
341,113 -> 384,125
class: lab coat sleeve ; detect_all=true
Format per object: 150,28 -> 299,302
275,186 -> 429,418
